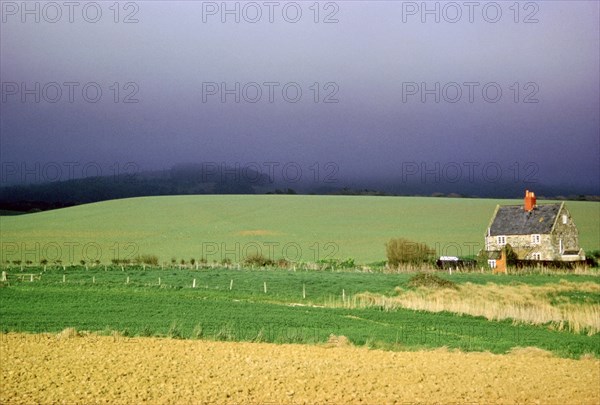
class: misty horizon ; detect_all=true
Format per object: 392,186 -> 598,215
1,1 -> 599,197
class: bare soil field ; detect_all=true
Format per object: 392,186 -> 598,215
1,332 -> 598,404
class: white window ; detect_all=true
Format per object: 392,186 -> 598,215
562,214 -> 568,224
531,234 -> 541,245
559,239 -> 563,255
488,259 -> 497,269
532,253 -> 541,260
496,236 -> 506,246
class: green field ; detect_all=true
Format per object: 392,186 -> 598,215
1,195 -> 598,265
1,267 -> 599,358
1,196 -> 598,358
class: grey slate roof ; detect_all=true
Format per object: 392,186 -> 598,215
489,204 -> 561,236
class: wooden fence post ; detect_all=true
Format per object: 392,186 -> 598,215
63,274 -> 66,283
158,277 -> 161,286
263,282 -> 267,293
303,283 -> 306,299
230,279 -> 233,290
193,279 -> 196,288
126,276 -> 129,284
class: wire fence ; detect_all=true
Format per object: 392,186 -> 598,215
0,266 -> 362,306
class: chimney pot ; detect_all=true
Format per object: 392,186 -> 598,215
524,190 -> 536,212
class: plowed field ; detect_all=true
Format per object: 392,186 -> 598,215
1,333 -> 598,404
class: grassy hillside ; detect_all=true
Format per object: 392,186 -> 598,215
0,195 -> 598,264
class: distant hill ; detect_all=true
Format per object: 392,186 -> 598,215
0,163 -> 597,213
0,163 -> 270,212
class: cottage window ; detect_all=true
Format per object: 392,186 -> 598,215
562,214 -> 568,224
531,234 -> 541,245
532,252 -> 541,260
559,239 -> 563,255
487,259 -> 497,269
496,236 -> 506,246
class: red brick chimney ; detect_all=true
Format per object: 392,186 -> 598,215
524,190 -> 536,212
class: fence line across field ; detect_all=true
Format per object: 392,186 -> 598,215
0,261 -> 385,273
0,271 -> 355,300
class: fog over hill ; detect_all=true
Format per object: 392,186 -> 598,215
2,2 -> 599,207
0,162 -> 597,213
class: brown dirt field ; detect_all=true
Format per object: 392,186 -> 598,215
1,333 -> 599,405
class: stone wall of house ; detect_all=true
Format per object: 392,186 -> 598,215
485,234 -> 557,260
550,205 -> 580,257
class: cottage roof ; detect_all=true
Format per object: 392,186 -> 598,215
489,203 -> 562,236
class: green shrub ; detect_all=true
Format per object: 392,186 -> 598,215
276,258 -> 291,268
243,253 -> 274,267
317,258 -> 356,270
386,238 -> 435,266
134,254 -> 159,266
504,244 -> 518,266
585,250 -> 599,267
111,258 -> 131,265
476,250 -> 489,268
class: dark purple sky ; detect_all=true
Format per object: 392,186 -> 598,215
1,1 -> 599,192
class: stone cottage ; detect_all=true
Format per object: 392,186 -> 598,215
484,190 -> 586,269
